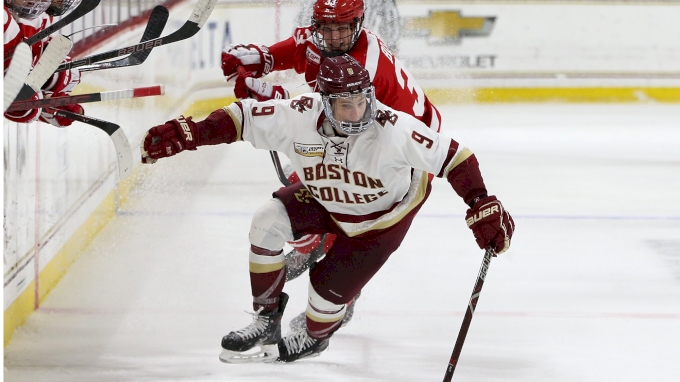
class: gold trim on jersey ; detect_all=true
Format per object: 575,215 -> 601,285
331,170 -> 429,237
442,147 -> 473,178
222,105 -> 243,142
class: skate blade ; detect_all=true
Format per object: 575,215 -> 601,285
219,344 -> 279,364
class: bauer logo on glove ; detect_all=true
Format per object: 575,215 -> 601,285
465,196 -> 515,255
466,204 -> 500,227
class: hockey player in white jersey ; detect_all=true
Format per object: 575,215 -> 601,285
140,55 -> 515,363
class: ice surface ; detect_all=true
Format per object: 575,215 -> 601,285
4,103 -> 680,381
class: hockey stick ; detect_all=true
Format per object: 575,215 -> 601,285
79,5 -> 169,72
7,85 -> 164,113
270,151 -> 291,186
12,35 -> 73,103
443,247 -> 495,382
3,43 -> 32,112
235,66 -> 291,186
25,0 -> 101,47
50,109 -> 133,180
56,0 -> 217,72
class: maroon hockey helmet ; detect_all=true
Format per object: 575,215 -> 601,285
311,0 -> 365,57
317,55 -> 377,135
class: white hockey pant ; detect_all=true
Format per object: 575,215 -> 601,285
249,198 -> 294,251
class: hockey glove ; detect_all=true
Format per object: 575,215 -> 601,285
234,76 -> 289,101
42,56 -> 81,95
465,195 -> 515,255
141,115 -> 199,164
39,102 -> 84,128
222,44 -> 274,80
4,91 -> 43,123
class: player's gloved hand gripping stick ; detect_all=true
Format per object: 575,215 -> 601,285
443,197 -> 514,381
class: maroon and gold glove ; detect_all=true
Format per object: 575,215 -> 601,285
140,115 -> 199,164
465,195 -> 515,255
221,44 -> 274,80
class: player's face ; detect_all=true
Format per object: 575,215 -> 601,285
331,94 -> 367,124
318,23 -> 355,53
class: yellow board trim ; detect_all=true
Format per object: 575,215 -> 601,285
183,96 -> 238,119
425,87 -> 680,104
184,89 -> 680,118
4,169 -> 143,347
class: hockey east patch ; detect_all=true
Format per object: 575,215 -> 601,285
294,143 -> 324,157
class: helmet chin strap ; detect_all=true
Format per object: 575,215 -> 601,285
321,119 -> 348,138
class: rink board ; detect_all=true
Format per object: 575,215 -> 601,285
4,0 -> 680,345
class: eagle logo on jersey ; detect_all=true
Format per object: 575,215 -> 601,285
294,188 -> 315,204
375,110 -> 398,127
290,96 -> 315,113
294,142 -> 325,157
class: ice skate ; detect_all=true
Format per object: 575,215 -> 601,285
219,293 -> 288,363
289,291 -> 360,331
285,234 -> 328,282
276,328 -> 330,363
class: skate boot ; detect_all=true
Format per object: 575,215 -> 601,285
289,291 -> 361,331
219,293 -> 289,363
276,328 -> 330,363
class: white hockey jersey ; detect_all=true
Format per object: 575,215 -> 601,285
226,93 -> 472,237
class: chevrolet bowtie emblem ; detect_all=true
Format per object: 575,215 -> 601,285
403,10 -> 496,45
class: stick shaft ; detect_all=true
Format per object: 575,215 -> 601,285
6,85 -> 164,112
443,248 -> 494,382
56,0 -> 216,71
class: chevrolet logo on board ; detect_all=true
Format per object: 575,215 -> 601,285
403,10 -> 496,45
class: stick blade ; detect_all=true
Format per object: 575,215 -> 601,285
110,128 -> 133,180
15,35 -> 73,102
4,43 -> 32,112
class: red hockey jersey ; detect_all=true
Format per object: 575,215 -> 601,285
268,27 -> 441,133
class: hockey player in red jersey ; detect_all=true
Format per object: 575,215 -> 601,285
4,0 -> 84,126
221,0 -> 441,327
140,55 -> 514,363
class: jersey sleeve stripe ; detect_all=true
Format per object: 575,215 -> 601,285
442,147 -> 474,179
223,104 -> 243,141
437,139 -> 460,178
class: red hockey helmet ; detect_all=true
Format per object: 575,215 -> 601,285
47,0 -> 82,16
311,0 -> 365,57
5,0 -> 51,20
317,55 -> 376,135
